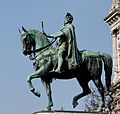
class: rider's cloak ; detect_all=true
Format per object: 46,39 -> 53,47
53,23 -> 80,69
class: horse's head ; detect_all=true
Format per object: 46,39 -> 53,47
19,27 -> 52,57
19,27 -> 35,56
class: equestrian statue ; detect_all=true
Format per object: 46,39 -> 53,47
19,13 -> 113,111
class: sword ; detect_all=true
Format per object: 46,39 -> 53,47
41,21 -> 54,39
41,21 -> 45,33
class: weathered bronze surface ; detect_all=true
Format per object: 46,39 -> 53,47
20,13 -> 113,112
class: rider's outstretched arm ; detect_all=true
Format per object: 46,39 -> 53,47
52,30 -> 65,38
43,29 -> 65,39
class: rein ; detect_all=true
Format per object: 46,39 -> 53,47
29,37 -> 57,60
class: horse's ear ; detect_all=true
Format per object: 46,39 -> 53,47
18,28 -> 21,33
22,26 -> 28,32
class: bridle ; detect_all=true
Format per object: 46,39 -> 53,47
24,33 -> 57,60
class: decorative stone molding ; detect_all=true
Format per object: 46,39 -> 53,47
111,28 -> 119,35
104,9 -> 120,27
110,0 -> 120,13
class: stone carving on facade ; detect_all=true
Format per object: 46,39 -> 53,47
104,0 -> 120,113
110,0 -> 120,12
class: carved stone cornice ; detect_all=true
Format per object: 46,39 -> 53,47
104,8 -> 120,26
110,0 -> 120,11
111,79 -> 120,90
111,27 -> 120,36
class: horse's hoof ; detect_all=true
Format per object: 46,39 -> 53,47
35,90 -> 41,97
36,92 -> 40,97
49,102 -> 53,107
45,102 -> 53,111
72,100 -> 78,108
30,88 -> 35,92
46,106 -> 52,111
31,88 -> 41,97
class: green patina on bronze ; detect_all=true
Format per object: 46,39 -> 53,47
19,13 -> 113,112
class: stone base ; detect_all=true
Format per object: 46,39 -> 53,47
33,110 -> 107,114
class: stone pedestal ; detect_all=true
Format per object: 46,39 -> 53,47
33,110 -> 107,114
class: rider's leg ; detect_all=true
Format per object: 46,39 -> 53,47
55,49 -> 64,72
55,56 -> 63,72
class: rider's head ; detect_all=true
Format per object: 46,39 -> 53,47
64,13 -> 73,25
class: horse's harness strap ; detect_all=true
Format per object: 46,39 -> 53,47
29,37 -> 57,60
30,38 -> 56,53
36,52 -> 55,62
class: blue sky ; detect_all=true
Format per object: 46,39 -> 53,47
0,0 -> 112,114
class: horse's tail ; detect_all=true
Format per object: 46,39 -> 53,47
99,52 -> 113,91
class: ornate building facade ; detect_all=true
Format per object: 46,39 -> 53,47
105,0 -> 120,84
104,0 -> 120,113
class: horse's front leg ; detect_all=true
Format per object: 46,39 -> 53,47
27,65 -> 45,97
41,80 -> 53,111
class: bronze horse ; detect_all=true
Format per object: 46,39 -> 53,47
20,27 -> 112,111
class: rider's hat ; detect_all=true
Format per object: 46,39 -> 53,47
65,13 -> 73,22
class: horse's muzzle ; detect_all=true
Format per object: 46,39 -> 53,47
23,50 -> 32,56
23,50 -> 28,56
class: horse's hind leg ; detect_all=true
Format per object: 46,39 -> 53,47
93,78 -> 105,112
42,80 -> 53,110
72,78 -> 91,108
